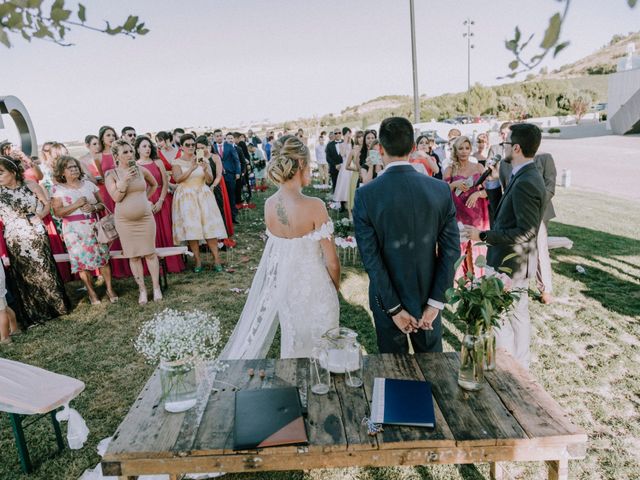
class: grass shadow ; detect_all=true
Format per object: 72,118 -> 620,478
549,222 -> 640,316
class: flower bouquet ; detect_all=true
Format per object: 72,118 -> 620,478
135,308 -> 223,412
446,253 -> 521,390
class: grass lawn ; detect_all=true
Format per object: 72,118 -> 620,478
0,185 -> 638,480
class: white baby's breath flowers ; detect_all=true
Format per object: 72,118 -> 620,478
135,308 -> 223,363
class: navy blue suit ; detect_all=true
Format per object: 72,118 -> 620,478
213,142 -> 241,221
353,164 -> 460,353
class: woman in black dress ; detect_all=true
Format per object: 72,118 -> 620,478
0,156 -> 69,326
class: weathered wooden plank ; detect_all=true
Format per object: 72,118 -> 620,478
414,353 -> 528,447
333,372 -> 378,451
113,443 -> 582,476
490,461 -> 507,479
547,458 -> 569,480
105,369 -> 188,459
485,349 -> 588,444
361,354 -> 455,449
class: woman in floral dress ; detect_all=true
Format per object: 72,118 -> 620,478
0,156 -> 69,326
51,156 -> 117,305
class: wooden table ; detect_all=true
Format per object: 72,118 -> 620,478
102,352 -> 587,480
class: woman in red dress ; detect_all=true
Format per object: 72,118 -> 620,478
98,125 -> 132,278
135,136 -> 184,273
443,135 -> 489,279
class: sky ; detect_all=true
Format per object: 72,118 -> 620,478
1,0 -> 639,143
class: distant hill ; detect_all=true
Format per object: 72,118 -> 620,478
295,31 -> 638,131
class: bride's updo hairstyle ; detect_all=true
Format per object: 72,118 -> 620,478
267,135 -> 310,185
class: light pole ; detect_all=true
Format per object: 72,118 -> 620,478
463,18 -> 475,116
409,0 -> 420,124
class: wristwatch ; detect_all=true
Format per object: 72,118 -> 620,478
386,304 -> 403,317
479,231 -> 488,242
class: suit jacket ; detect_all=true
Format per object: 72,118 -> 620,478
213,142 -> 241,180
353,165 -> 460,322
486,162 -> 546,281
499,152 -> 556,223
325,141 -> 343,174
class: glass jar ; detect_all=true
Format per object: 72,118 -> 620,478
344,341 -> 363,388
458,332 -> 485,391
159,359 -> 197,413
322,327 -> 360,374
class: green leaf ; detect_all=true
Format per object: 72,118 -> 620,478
77,3 -> 86,23
475,255 -> 487,268
498,266 -> 512,274
540,13 -> 561,49
21,30 -> 31,41
27,0 -> 43,8
123,15 -> 138,31
0,28 -> 10,47
454,254 -> 466,272
509,60 -> 519,71
553,40 -> 570,57
501,252 -> 518,263
12,0 -> 29,8
50,7 -> 71,22
514,26 -> 521,43
0,3 -> 16,18
505,39 -> 518,52
7,11 -> 23,28
628,0 -> 637,7
137,27 -> 149,35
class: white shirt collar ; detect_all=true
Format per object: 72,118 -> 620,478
384,160 -> 411,169
511,159 -> 534,177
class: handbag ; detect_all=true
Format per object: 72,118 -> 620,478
94,205 -> 119,244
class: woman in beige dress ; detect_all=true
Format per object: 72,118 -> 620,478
172,133 -> 227,272
106,139 -> 161,304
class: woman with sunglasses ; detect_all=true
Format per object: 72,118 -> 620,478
171,133 -> 226,273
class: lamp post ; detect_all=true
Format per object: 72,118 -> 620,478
409,0 -> 420,124
463,18 -> 475,117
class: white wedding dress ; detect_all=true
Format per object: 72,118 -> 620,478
220,220 -> 340,360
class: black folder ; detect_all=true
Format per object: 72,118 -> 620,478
233,387 -> 308,450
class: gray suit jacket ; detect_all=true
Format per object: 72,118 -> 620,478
353,165 -> 460,321
486,162 -> 546,281
499,152 -> 556,223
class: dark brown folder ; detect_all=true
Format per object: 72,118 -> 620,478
233,387 -> 308,450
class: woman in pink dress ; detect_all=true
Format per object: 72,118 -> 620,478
98,125 -> 132,278
135,136 -> 184,273
443,135 -> 489,278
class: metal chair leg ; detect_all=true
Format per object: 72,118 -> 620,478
50,411 -> 65,453
9,413 -> 32,474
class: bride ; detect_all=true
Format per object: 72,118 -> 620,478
221,135 -> 341,360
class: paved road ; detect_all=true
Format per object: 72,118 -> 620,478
538,133 -> 640,202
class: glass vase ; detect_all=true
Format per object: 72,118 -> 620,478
458,332 -> 485,391
159,359 -> 198,413
483,326 -> 496,371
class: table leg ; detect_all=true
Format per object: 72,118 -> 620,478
118,476 -> 138,480
490,462 -> 507,479
9,413 -> 32,474
547,458 -> 569,480
160,257 -> 168,292
50,411 -> 65,452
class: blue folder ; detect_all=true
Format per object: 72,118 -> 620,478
370,377 -> 435,427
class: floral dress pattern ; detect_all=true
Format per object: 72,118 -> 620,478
0,184 -> 69,326
52,181 -> 110,273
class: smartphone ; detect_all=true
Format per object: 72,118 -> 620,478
196,149 -> 205,162
128,159 -> 137,168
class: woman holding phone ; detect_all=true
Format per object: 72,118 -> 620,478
106,139 -> 160,304
171,133 -> 226,273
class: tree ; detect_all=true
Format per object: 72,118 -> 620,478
568,91 -> 593,123
504,0 -> 637,77
0,0 -> 148,48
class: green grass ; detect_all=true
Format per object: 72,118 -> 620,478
1,186 -> 639,480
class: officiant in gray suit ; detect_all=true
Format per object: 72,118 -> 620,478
354,117 -> 460,354
465,123 -> 546,370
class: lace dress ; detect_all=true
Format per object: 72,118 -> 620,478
0,184 -> 69,326
221,221 -> 340,360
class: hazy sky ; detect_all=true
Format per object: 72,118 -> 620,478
2,0 -> 639,142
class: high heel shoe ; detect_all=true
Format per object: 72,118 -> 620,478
89,296 -> 101,306
107,291 -> 119,303
138,290 -> 148,305
153,289 -> 163,302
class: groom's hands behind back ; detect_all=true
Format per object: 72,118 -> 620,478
418,306 -> 439,330
392,309 -> 418,334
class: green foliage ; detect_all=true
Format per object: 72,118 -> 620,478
547,127 -> 561,134
445,255 -> 521,335
586,64 -> 617,75
0,0 -> 148,47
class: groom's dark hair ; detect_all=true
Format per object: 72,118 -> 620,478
379,117 -> 414,157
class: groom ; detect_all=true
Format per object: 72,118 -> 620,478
354,117 -> 460,353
